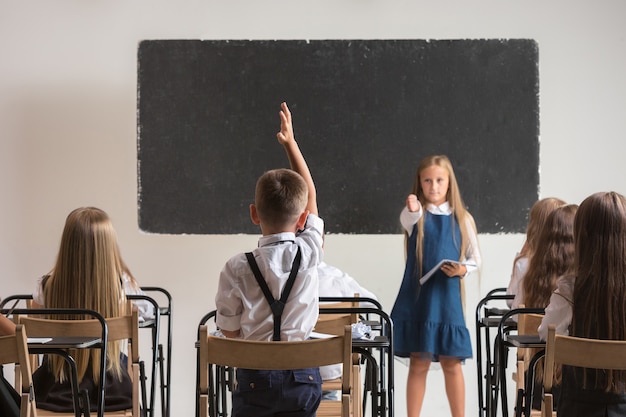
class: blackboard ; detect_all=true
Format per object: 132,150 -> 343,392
137,39 -> 539,235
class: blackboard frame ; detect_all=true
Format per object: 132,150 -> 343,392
137,39 -> 539,235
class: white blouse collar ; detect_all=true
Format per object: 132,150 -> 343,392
425,201 -> 451,215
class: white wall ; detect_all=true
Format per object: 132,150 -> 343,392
1,1 -> 625,416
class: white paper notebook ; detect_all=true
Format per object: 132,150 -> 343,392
419,259 -> 477,285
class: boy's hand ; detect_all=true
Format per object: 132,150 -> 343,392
277,102 -> 295,145
406,194 -> 421,212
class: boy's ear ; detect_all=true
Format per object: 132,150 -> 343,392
296,210 -> 310,231
250,204 -> 261,225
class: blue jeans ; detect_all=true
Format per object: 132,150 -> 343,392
233,368 -> 322,417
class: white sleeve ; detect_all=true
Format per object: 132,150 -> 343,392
215,260 -> 244,333
122,272 -> 155,320
32,275 -> 46,306
538,276 -> 574,341
506,255 -> 528,308
400,206 -> 422,234
462,214 -> 481,277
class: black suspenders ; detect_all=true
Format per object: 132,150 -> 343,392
245,247 -> 302,341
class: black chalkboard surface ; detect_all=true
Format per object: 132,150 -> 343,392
137,39 -> 539,235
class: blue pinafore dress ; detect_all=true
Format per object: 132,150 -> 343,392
390,211 -> 472,361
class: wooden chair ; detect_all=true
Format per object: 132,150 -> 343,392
513,309 -> 544,417
541,324 -> 626,417
0,324 -> 37,417
19,302 -> 141,417
317,299 -> 362,417
198,324 -> 353,417
1,295 -> 40,373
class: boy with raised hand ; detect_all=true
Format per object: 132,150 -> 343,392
215,102 -> 324,417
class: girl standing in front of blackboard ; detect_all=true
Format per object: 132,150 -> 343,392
391,155 -> 481,417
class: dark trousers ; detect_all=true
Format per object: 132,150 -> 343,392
233,368 -> 322,417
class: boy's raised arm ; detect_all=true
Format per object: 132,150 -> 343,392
276,102 -> 318,216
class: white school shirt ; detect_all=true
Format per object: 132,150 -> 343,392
318,261 -> 379,381
318,262 -> 379,308
538,274 -> 574,341
399,202 -> 481,276
507,254 -> 529,309
215,214 -> 324,342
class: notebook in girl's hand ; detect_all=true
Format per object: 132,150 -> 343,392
419,260 -> 477,285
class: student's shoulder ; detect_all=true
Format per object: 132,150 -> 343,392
222,251 -> 252,274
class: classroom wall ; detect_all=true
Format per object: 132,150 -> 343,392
1,1 -> 625,416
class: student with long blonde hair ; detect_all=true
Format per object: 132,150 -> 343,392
31,207 -> 133,413
391,155 -> 481,417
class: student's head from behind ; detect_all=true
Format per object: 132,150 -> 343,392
250,168 -> 309,234
523,203 -> 577,308
45,207 -> 126,383
574,191 -> 626,287
413,155 -> 464,210
46,206 -> 124,317
573,192 -> 626,337
537,204 -> 578,258
524,197 -> 566,256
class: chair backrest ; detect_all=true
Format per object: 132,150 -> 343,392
0,324 -> 37,417
198,325 -> 352,417
19,302 -> 139,360
316,302 -> 356,335
542,324 -> 626,416
544,324 -> 626,389
317,295 -> 361,336
19,302 -> 140,417
517,310 -> 544,362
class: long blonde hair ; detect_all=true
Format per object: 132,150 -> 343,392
409,155 -> 476,276
44,207 -> 126,383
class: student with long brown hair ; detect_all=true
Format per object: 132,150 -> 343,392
516,203 -> 577,411
31,207 -> 134,413
522,204 -> 577,309
506,197 -> 566,309
539,191 -> 626,415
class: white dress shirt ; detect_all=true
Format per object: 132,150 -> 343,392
215,214 -> 324,341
